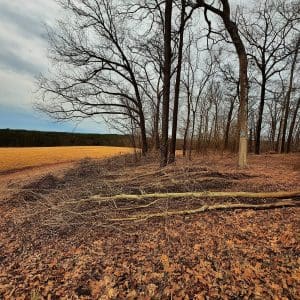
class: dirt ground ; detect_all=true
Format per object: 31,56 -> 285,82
0,153 -> 299,299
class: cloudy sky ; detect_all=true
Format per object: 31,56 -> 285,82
0,0 -> 249,134
0,0 -> 110,133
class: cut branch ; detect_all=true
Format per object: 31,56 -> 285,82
108,199 -> 299,222
90,190 -> 300,203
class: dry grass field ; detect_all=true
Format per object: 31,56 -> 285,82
0,146 -> 134,173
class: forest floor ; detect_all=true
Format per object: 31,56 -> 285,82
0,152 -> 299,299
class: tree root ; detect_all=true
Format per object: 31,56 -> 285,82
108,199 -> 299,222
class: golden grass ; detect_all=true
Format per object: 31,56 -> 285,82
0,146 -> 134,172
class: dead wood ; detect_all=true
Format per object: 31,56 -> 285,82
90,190 -> 300,203
108,199 -> 299,222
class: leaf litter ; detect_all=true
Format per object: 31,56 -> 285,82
0,153 -> 299,299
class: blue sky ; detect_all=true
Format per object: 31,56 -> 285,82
0,0 -> 110,133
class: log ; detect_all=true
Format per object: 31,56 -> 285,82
90,190 -> 300,203
108,199 -> 299,222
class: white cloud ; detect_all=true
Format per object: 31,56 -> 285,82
0,70 -> 36,110
0,0 -> 109,133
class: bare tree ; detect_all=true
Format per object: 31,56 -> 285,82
188,55 -> 214,159
37,0 -> 151,154
214,56 -> 239,151
280,35 -> 300,152
287,95 -> 300,152
188,0 -> 249,167
160,0 -> 173,167
134,31 -> 164,150
239,0 -> 298,154
169,0 -> 187,163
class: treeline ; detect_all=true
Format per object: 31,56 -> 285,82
0,129 -> 131,147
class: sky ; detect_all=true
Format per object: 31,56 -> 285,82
0,0 -> 249,134
0,0 -> 110,133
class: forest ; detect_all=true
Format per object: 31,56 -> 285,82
36,0 -> 300,166
0,129 -> 131,147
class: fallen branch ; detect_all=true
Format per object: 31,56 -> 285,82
108,199 -> 299,222
90,190 -> 300,202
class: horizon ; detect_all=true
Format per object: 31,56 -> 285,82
0,127 -> 124,135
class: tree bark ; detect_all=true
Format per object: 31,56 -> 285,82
188,111 -> 196,160
224,98 -> 235,150
169,0 -> 186,163
153,92 -> 161,150
138,111 -> 148,155
183,90 -> 191,156
227,26 -> 248,167
160,0 -> 173,167
276,108 -> 284,153
255,75 -> 266,154
287,96 -> 300,153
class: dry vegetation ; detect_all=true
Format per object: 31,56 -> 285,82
0,153 -> 299,299
0,146 -> 134,173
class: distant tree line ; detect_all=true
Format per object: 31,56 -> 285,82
0,129 -> 131,147
36,0 -> 300,167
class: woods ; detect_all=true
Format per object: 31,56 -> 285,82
37,0 -> 300,166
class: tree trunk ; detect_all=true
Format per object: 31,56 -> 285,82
153,93 -> 161,150
255,76 -> 266,154
139,110 -> 148,155
236,52 -> 248,167
270,105 -> 277,151
160,0 -> 173,167
169,0 -> 186,163
281,36 -> 299,153
287,96 -> 300,153
196,113 -> 203,153
188,111 -> 196,160
224,98 -> 235,150
183,93 -> 191,157
204,109 -> 210,152
276,108 -> 284,153
221,14 -> 248,167
190,0 -> 249,167
248,127 -> 253,153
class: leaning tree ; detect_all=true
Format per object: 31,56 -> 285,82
188,0 -> 249,167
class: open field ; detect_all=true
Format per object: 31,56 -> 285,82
0,153 -> 299,298
0,146 -> 134,173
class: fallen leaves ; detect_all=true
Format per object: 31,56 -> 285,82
0,154 -> 299,299
1,206 -> 299,299
160,254 -> 171,273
